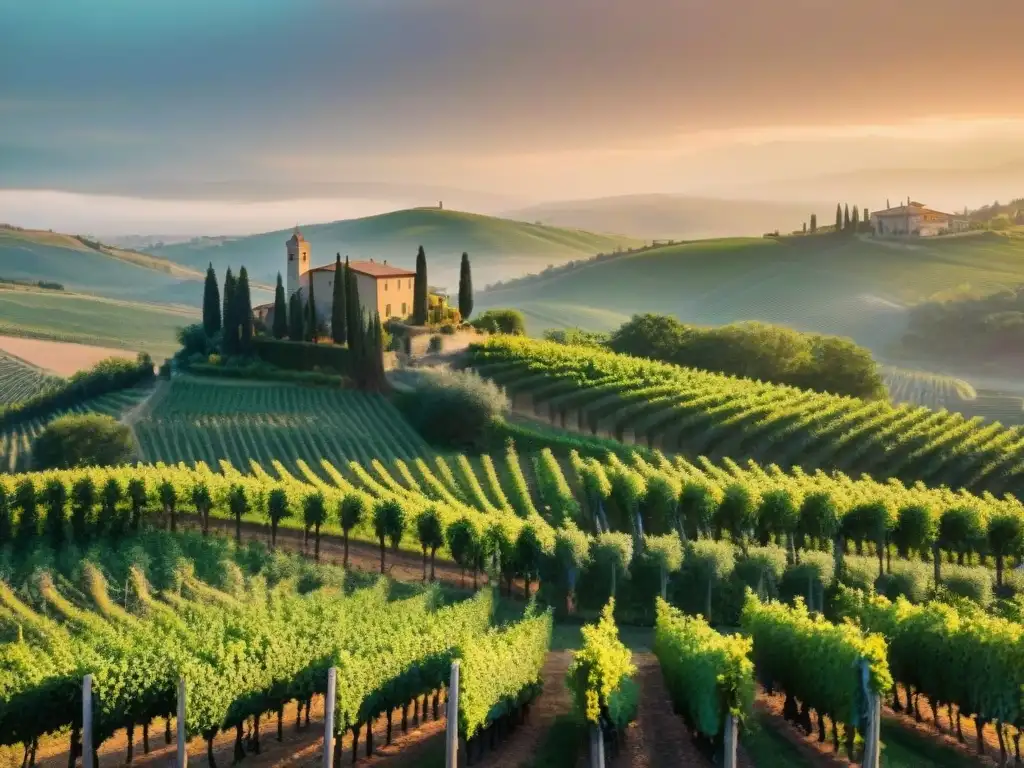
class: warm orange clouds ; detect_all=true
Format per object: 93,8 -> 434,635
3,0 -> 1023,227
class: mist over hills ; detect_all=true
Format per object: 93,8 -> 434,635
504,194 -> 823,239
146,208 -> 641,292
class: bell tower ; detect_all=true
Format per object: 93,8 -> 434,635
286,228 -> 310,300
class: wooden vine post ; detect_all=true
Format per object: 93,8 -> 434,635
82,675 -> 94,768
860,659 -> 881,768
177,677 -> 188,768
723,713 -> 738,768
323,667 -> 337,768
445,660 -> 460,768
588,720 -> 605,768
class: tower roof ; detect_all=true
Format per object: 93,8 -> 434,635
288,227 -> 305,243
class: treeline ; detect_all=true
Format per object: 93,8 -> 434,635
547,314 -> 886,400
902,284 -> 1024,368
0,354 -> 154,430
0,277 -> 64,291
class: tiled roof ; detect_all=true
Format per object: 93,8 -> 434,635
309,260 -> 415,278
873,204 -> 955,218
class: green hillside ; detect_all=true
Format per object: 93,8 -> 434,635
0,285 -> 197,360
0,226 -> 209,304
477,231 -> 1024,357
148,207 -> 642,293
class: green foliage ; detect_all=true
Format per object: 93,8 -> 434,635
202,262 -> 222,336
457,606 -> 552,740
397,368 -> 508,449
835,586 -> 1024,731
272,273 -> 288,339
331,253 -> 347,345
654,598 -> 753,737
236,266 -> 253,353
566,600 -> 637,728
413,245 -> 429,325
31,413 -> 134,470
533,448 -> 580,525
470,309 -> 526,336
606,314 -> 886,400
251,336 -> 350,373
458,251 -> 474,321
741,591 -> 892,730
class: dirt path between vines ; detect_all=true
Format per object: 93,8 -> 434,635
611,654 -> 719,768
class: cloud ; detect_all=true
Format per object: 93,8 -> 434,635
2,0 -> 1023,214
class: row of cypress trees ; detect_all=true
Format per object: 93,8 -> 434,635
202,263 -> 254,354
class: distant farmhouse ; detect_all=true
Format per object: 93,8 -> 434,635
872,201 -> 969,237
254,228 -> 415,328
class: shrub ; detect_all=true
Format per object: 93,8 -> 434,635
941,563 -> 993,606
177,323 -> 211,357
396,368 -> 509,449
470,309 -> 526,336
32,414 -> 135,470
428,334 -> 443,353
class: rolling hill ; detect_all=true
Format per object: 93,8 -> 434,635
503,194 -> 822,240
0,225 -> 210,304
477,230 -> 1024,362
0,285 -> 197,360
146,207 -> 642,292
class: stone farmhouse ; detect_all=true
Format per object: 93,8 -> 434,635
254,229 -> 415,329
871,201 -> 969,237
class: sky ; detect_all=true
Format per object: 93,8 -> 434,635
3,0 -> 1024,234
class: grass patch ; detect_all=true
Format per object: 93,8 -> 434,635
522,714 -> 585,768
742,714 -> 812,767
879,721 -> 977,768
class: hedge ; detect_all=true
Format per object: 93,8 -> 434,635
251,337 -> 350,373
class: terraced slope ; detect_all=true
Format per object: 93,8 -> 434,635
0,353 -> 61,406
468,336 -> 1024,498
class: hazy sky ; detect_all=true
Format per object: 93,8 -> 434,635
3,0 -> 1024,233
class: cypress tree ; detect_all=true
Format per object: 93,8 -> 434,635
305,273 -> 317,342
222,268 -> 236,354
288,292 -> 304,341
346,258 -> 362,359
272,274 -> 288,339
237,266 -> 253,352
413,246 -> 428,325
458,252 -> 473,321
202,263 -> 221,336
864,208 -> 871,232
331,253 -> 347,345
843,204 -> 851,232
810,213 -> 817,233
369,312 -> 386,391
835,204 -> 843,232
852,206 -> 860,231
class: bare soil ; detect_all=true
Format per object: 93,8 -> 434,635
756,690 -> 857,768
884,685 -> 1011,767
0,334 -> 134,376
612,654 -> 717,768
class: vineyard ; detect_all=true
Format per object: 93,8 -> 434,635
0,529 -> 552,767
0,444 -> 1021,765
0,353 -> 61,406
468,336 -> 1024,498
881,367 -> 976,410
0,385 -> 151,472
134,380 -> 433,471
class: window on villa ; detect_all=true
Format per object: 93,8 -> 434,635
384,281 -> 388,291
385,304 -> 392,317
402,302 -> 407,315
